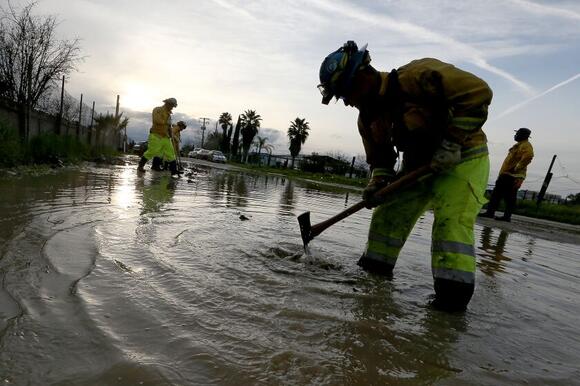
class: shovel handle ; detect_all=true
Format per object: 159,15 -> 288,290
309,165 -> 432,240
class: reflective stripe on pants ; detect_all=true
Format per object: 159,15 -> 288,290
364,155 -> 489,285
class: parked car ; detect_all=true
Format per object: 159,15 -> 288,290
210,150 -> 227,163
133,141 -> 148,155
195,149 -> 212,160
187,148 -> 201,158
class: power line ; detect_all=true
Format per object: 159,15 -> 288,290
554,157 -> 580,185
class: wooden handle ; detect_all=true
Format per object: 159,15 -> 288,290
309,165 -> 432,240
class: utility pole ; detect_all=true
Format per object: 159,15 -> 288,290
77,93 -> 83,138
349,156 -> 356,178
56,75 -> 65,135
199,117 -> 209,148
114,95 -> 125,152
537,154 -> 557,206
89,101 -> 95,145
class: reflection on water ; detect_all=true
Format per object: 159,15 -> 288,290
478,226 -> 511,277
332,277 -> 465,384
139,175 -> 177,215
279,179 -> 295,216
1,161 -> 579,385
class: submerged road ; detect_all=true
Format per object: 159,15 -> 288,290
1,159 -> 579,385
184,156 -> 580,245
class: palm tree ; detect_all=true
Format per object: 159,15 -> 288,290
254,135 -> 274,165
231,114 -> 241,159
93,112 -> 129,149
218,112 -> 232,153
287,117 -> 310,168
255,135 -> 268,155
240,109 -> 262,163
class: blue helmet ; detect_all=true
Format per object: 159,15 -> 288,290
318,41 -> 371,104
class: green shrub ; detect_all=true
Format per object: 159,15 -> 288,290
26,133 -> 90,163
0,119 -> 22,166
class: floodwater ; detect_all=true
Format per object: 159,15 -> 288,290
1,160 -> 579,386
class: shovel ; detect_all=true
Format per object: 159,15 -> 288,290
297,165 -> 432,250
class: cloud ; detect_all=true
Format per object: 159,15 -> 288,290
308,0 -> 536,95
208,0 -> 257,20
508,0 -> 580,21
492,72 -> 580,121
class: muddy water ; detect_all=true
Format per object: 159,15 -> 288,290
1,161 -> 579,385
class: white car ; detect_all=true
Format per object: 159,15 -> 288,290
195,149 -> 212,160
188,148 -> 202,158
210,150 -> 227,163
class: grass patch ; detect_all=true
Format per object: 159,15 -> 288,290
230,162 -> 368,188
514,200 -> 580,225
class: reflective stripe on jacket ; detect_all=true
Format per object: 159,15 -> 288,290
358,58 -> 493,173
499,140 -> 534,179
150,105 -> 171,137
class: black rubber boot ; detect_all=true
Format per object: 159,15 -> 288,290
151,157 -> 164,171
137,156 -> 148,172
433,278 -> 474,312
357,254 -> 394,277
168,160 -> 179,179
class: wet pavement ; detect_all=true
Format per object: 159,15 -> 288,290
1,160 -> 579,385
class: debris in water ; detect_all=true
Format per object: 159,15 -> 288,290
239,214 -> 250,221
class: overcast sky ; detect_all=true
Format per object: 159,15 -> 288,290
14,0 -> 580,196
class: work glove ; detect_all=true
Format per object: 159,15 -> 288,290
430,139 -> 462,172
363,169 -> 394,209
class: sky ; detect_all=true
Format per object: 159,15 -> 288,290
11,0 -> 580,196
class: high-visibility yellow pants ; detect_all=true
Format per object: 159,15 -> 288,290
363,155 -> 489,286
143,133 -> 176,162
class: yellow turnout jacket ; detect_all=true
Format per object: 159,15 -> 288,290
171,124 -> 182,155
499,140 -> 534,179
150,105 -> 172,137
358,58 -> 493,174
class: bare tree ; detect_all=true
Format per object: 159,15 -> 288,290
0,1 -> 82,139
38,90 -> 80,122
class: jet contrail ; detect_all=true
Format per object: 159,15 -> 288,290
309,0 -> 536,96
492,73 -> 580,121
508,0 -> 580,21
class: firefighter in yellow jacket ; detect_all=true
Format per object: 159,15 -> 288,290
137,98 -> 180,178
171,121 -> 187,157
480,128 -> 534,221
318,41 -> 493,311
